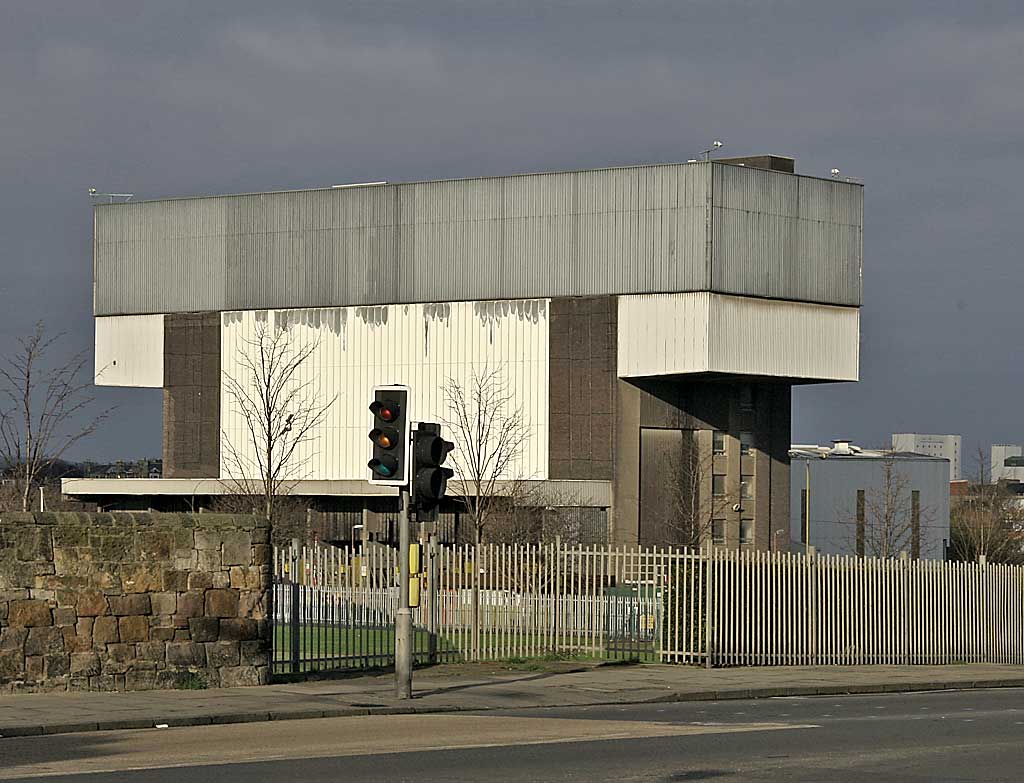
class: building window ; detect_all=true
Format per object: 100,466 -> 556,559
740,474 -> 754,500
739,385 -> 753,411
740,518 -> 754,545
740,431 -> 754,456
856,489 -> 865,557
713,430 -> 725,455
800,489 -> 808,544
712,474 -> 726,496
911,490 -> 920,559
712,519 -> 725,545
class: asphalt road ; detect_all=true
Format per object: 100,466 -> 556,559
2,688 -> 1023,782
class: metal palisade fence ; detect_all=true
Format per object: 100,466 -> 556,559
271,541 -> 1024,675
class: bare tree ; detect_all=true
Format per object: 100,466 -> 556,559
220,317 -> 335,533
209,493 -> 315,548
0,322 -> 112,512
442,366 -> 531,547
950,449 -> 1024,564
442,365 -> 530,659
848,452 -> 934,559
659,432 -> 729,549
481,483 -> 586,546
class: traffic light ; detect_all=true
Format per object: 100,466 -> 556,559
367,385 -> 410,485
412,422 -> 454,520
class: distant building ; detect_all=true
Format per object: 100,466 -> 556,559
991,444 -> 1024,483
791,441 -> 951,560
892,433 -> 961,482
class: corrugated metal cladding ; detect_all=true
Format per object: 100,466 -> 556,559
94,314 -> 164,387
94,162 -> 862,316
219,300 -> 550,483
617,293 -> 859,382
711,165 -> 863,306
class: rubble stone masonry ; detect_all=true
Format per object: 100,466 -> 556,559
0,512 -> 270,693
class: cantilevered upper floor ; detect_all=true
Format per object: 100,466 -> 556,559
93,159 -> 862,317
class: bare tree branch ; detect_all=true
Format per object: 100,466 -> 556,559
442,366 -> 531,546
220,316 -> 335,541
656,431 -> 730,549
950,448 -> 1024,564
0,321 -> 114,511
841,452 -> 935,559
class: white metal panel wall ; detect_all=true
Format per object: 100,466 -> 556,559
707,295 -> 859,381
617,292 -> 711,376
220,300 -> 550,482
617,293 -> 859,381
94,314 -> 164,387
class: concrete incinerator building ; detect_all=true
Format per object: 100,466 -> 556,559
65,156 -> 863,548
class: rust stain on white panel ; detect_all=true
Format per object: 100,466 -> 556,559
221,300 -> 550,482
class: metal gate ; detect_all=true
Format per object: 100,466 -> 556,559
270,540 -> 662,676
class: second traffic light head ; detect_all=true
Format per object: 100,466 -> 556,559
414,432 -> 454,465
412,424 -> 454,519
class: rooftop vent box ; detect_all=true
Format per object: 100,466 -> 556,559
716,155 -> 795,173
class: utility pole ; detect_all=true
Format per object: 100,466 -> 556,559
395,487 -> 413,699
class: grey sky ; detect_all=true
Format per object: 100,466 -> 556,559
2,1 -> 1022,467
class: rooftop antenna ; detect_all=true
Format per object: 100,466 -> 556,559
88,187 -> 134,203
830,168 -> 863,184
701,139 -> 724,161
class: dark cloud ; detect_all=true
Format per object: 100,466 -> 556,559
2,1 -> 1023,462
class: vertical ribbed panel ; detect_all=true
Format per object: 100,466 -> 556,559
617,293 -> 859,381
617,292 -> 711,376
95,163 -> 712,315
707,295 -> 859,380
220,300 -> 550,482
94,314 -> 165,387
94,163 -> 862,316
711,165 -> 863,306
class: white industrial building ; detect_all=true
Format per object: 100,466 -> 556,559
991,444 -> 1024,483
891,433 -> 961,482
65,155 -> 863,548
791,442 -> 951,560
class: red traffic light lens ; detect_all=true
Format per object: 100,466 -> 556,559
370,399 -> 401,423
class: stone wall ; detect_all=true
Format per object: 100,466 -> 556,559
0,512 -> 270,693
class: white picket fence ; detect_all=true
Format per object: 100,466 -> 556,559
272,541 -> 1024,671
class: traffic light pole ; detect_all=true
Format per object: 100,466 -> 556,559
395,486 -> 413,700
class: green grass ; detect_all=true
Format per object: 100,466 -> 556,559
272,624 -> 655,673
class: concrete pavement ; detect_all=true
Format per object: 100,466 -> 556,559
2,661 -> 1024,738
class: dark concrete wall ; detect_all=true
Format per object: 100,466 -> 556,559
548,295 -> 791,549
163,313 -> 220,478
614,378 -> 792,549
548,297 -> 617,480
